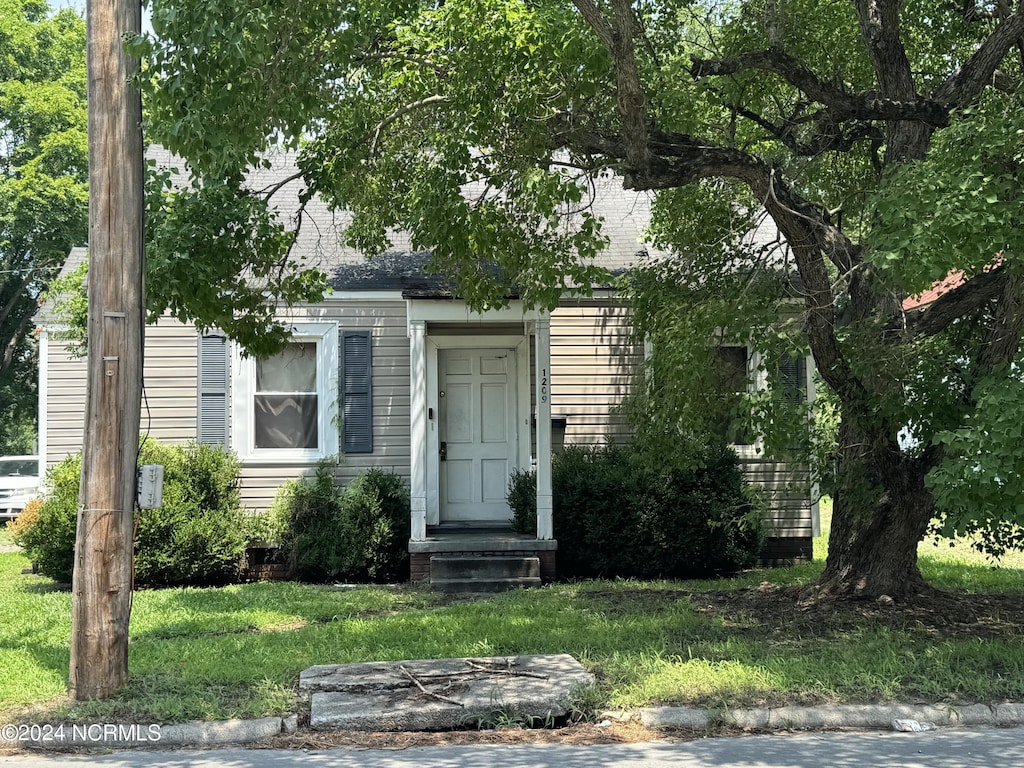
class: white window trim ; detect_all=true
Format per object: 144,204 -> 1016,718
231,322 -> 339,464
718,342 -> 765,458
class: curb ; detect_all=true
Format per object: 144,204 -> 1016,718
0,716 -> 289,750
624,702 -> 1024,731
5,703 -> 1024,751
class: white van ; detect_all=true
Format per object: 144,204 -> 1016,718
0,456 -> 39,520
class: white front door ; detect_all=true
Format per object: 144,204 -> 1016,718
438,348 -> 517,523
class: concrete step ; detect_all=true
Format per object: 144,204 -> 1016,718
430,555 -> 541,592
431,555 -> 540,580
430,576 -> 542,593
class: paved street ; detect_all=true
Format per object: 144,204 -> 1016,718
3,726 -> 1023,767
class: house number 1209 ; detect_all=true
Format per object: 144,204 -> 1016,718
541,368 -> 548,403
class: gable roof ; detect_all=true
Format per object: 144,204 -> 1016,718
224,148 -> 662,294
43,148 -> 792,310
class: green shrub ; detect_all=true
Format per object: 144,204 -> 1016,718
19,441 -> 251,587
506,442 -> 762,579
132,442 -> 248,586
344,469 -> 412,582
274,461 -> 411,583
272,462 -> 345,581
507,467 -> 536,535
16,458 -> 81,582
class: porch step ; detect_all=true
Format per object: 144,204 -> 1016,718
429,555 -> 541,593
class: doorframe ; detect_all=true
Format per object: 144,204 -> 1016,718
426,336 -> 530,526
407,300 -> 549,541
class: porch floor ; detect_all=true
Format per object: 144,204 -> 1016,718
409,525 -> 557,554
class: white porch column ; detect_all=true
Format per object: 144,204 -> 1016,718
409,319 -> 428,541
535,314 -> 553,540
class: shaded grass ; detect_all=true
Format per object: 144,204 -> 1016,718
1,506 -> 1022,724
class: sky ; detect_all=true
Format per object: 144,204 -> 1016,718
56,0 -> 154,35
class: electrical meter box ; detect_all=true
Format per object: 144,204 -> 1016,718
137,464 -> 164,509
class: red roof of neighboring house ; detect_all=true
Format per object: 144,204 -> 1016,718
902,270 -> 967,311
902,257 -> 1002,311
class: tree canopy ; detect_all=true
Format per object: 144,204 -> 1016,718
134,0 -> 1024,595
0,0 -> 87,452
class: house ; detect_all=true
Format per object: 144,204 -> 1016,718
37,152 -> 818,587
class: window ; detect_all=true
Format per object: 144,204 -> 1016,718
231,323 -> 339,462
713,345 -> 756,446
254,342 -> 319,449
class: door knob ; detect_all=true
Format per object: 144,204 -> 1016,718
439,442 -> 447,461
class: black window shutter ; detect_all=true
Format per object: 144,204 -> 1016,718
778,355 -> 806,404
197,333 -> 230,447
341,330 -> 373,453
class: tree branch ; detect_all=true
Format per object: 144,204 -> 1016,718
1,310 -> 35,377
570,0 -> 613,49
355,50 -> 447,75
370,95 -> 449,155
854,0 -> 917,100
691,49 -> 951,127
571,0 -> 651,182
256,171 -> 304,201
691,50 -> 852,109
610,0 -> 651,180
901,265 -> 1007,339
552,117 -> 862,273
934,8 -> 1024,108
0,271 -> 35,330
980,264 -> 1024,369
731,102 -> 882,156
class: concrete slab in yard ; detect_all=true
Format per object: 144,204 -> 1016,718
302,654 -> 594,731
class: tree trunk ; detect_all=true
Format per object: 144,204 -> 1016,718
816,419 -> 936,599
69,0 -> 145,700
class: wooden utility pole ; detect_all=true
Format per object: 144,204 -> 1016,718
70,0 -> 145,699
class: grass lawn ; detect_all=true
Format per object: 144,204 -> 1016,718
1,506 -> 1022,725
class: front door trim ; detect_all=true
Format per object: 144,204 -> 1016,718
425,334 -> 530,526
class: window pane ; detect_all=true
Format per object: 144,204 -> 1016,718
256,342 -> 317,393
254,394 -> 319,449
717,346 -> 748,391
714,347 -> 754,445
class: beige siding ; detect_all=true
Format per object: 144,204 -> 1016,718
43,296 -> 813,536
44,338 -> 88,466
546,299 -> 813,540
44,303 -> 409,514
44,319 -> 199,468
236,301 -> 410,512
142,322 -> 200,444
742,458 -> 814,539
549,299 -> 639,445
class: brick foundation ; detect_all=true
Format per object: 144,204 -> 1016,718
408,544 -> 557,586
538,550 -> 556,583
410,552 -> 431,584
241,547 -> 289,582
759,536 -> 813,567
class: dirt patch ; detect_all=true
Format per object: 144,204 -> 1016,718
578,583 -> 1024,641
692,583 -> 1024,641
262,718 -> 670,750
